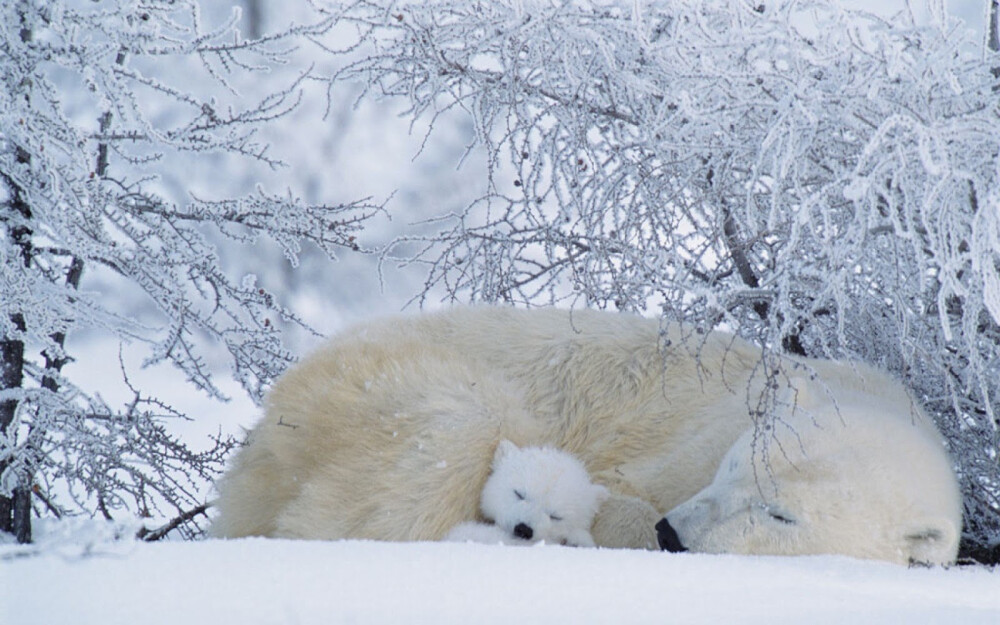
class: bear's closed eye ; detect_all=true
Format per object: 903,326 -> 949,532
768,511 -> 796,525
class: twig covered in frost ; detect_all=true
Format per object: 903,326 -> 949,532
1,0 -> 376,542
315,0 -> 1000,558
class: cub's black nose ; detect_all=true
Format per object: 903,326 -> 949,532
656,517 -> 687,553
513,523 -> 534,540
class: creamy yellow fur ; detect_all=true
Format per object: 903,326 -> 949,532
210,307 -> 960,562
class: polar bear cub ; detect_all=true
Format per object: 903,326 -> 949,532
446,440 -> 608,547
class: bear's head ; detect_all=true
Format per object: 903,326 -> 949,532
480,440 -> 609,547
658,373 -> 962,565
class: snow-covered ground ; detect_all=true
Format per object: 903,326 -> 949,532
3,529 -> 998,625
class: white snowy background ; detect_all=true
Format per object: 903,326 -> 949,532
2,1 -> 999,623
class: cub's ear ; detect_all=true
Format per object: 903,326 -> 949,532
904,519 -> 959,566
493,439 -> 519,468
592,483 -> 610,504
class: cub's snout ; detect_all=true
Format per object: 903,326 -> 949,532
513,523 -> 534,540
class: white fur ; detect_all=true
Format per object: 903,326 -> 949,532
445,522 -> 524,546
445,440 -> 609,547
661,376 -> 963,565
211,307 -> 962,565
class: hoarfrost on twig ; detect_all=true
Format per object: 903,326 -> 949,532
0,0 -> 375,542
319,0 -> 1000,555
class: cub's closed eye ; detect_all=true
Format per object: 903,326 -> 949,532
549,514 -> 563,522
514,490 -> 525,501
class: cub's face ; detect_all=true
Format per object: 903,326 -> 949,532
480,440 -> 608,547
658,381 -> 962,565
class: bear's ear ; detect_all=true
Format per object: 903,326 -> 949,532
903,519 -> 959,566
493,439 -> 518,468
783,375 -> 822,411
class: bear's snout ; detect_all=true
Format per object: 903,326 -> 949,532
656,517 -> 687,553
514,523 -> 534,540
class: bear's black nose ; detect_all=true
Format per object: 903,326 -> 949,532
656,517 -> 687,553
513,523 -> 534,540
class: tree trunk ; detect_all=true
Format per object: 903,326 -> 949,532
0,318 -> 26,538
1,193 -> 33,543
991,0 -> 999,79
1,9 -> 34,541
243,0 -> 264,40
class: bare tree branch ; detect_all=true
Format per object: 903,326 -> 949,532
0,0 -> 375,542
136,502 -> 212,542
321,0 -> 1000,557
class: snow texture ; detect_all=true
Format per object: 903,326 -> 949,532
2,531 -> 998,625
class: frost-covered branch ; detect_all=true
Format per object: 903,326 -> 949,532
1,0 -> 376,542
316,0 -> 1000,557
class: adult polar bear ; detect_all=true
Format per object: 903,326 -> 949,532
211,307 -> 962,565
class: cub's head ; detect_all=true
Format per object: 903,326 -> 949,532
481,440 -> 609,547
658,374 -> 962,566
